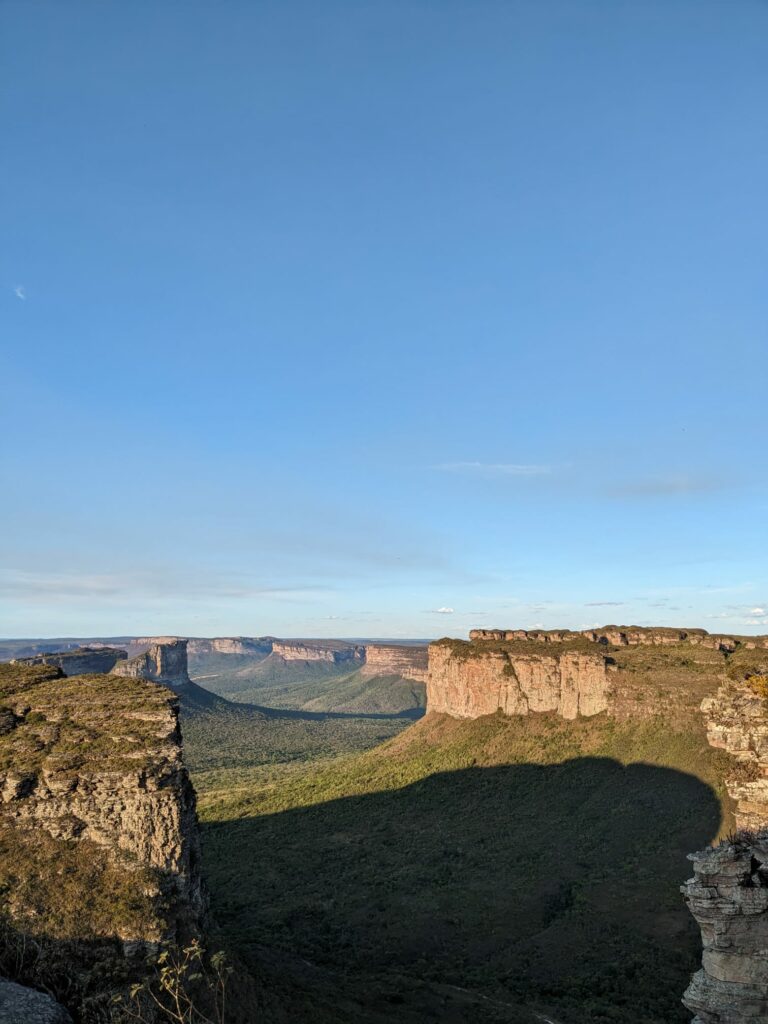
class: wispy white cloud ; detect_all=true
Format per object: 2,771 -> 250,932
436,462 -> 550,477
750,607 -> 766,617
13,285 -> 25,300
0,568 -> 330,605
608,474 -> 728,498
426,607 -> 455,614
585,601 -> 625,607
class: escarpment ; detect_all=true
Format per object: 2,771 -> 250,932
11,645 -> 128,676
0,661 -> 205,944
187,636 -> 274,657
271,639 -> 365,664
360,643 -> 428,682
428,641 -> 611,719
112,637 -> 192,690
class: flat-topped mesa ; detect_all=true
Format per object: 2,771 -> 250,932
428,641 -> 611,720
187,636 -> 274,657
0,662 -> 205,945
271,640 -> 365,665
682,831 -> 768,1024
112,638 -> 192,690
467,626 -> 763,652
11,645 -> 128,676
360,644 -> 428,682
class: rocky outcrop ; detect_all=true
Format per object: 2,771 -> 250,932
187,636 -> 274,657
700,683 -> 768,831
112,639 -> 191,690
271,640 -> 365,665
360,644 -> 428,682
0,979 -> 73,1023
427,643 -> 611,720
467,626 -> 752,651
0,662 -> 205,942
681,831 -> 768,1024
11,647 -> 127,676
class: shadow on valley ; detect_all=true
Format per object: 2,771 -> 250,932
202,757 -> 720,1024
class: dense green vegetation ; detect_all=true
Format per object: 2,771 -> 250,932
182,703 -> 416,781
189,650 -> 426,716
188,706 -> 736,1024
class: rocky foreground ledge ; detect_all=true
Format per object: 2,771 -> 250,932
682,832 -> 768,1023
0,660 -> 205,944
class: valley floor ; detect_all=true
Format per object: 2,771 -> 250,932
186,709 -> 735,1024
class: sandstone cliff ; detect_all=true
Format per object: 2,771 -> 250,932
700,682 -> 768,830
428,641 -> 611,720
360,644 -> 428,682
187,636 -> 274,657
468,625 -> 768,651
682,831 -> 768,1024
11,646 -> 127,676
0,661 -> 205,944
271,640 -> 365,665
112,638 -> 192,688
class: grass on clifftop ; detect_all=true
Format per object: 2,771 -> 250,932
194,709 -> 736,1024
0,662 -> 180,775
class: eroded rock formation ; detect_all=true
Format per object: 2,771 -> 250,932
682,831 -> 768,1024
0,662 -> 205,942
0,978 -> 73,1023
701,683 -> 768,832
271,640 -> 365,665
11,646 -> 127,676
428,642 -> 611,720
187,636 -> 274,657
112,638 -> 192,689
360,644 -> 428,682
467,626 -> 761,651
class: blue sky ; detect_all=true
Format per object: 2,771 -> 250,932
2,1 -> 767,638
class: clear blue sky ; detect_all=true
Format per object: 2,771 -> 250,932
2,1 -> 767,639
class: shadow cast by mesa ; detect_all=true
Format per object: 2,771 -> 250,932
203,757 -> 721,1024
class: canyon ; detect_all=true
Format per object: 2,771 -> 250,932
1,625 -> 767,1023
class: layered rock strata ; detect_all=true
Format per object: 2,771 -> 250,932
112,638 -> 192,689
682,832 -> 768,1024
186,636 -> 274,657
11,646 -> 127,676
468,626 -> 766,651
701,683 -> 768,831
271,640 -> 365,664
360,644 -> 428,682
0,662 -> 205,941
427,643 -> 610,720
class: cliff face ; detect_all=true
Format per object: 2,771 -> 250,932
11,646 -> 127,676
0,662 -> 204,943
682,832 -> 768,1024
701,683 -> 768,830
112,638 -> 192,689
271,640 -> 365,665
360,644 -> 428,682
468,626 -> 767,652
187,636 -> 274,657
427,643 -> 611,720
